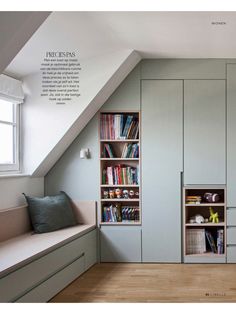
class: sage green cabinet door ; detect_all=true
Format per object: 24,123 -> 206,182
227,65 -> 236,206
184,80 -> 226,185
100,227 -> 141,262
141,80 -> 183,262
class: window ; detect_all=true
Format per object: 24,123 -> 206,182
0,98 -> 20,172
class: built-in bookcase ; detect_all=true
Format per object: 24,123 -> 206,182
99,111 -> 141,225
183,185 -> 226,263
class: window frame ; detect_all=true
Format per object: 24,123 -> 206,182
0,101 -> 20,173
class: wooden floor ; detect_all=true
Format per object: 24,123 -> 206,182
50,263 -> 236,302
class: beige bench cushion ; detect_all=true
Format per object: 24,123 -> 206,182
0,224 -> 95,277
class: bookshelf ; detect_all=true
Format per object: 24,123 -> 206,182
183,185 -> 226,263
99,111 -> 141,225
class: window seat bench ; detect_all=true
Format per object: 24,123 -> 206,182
0,201 -> 97,303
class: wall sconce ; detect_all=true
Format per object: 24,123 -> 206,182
80,148 -> 89,159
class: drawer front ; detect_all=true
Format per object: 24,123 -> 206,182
0,231 -> 93,302
227,246 -> 236,263
227,227 -> 236,245
83,229 -> 97,270
227,208 -> 236,226
16,254 -> 85,302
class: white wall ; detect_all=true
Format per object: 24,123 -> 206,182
0,176 -> 44,210
22,50 -> 140,176
45,64 -> 140,199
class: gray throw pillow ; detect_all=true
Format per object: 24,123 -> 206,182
23,191 -> 77,233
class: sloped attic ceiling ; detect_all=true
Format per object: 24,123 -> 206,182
0,11 -> 50,76
4,12 -> 141,177
4,11 -> 236,177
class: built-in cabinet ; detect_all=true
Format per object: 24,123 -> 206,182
184,80 -> 226,185
226,64 -> 236,262
98,60 -> 236,264
227,64 -> 236,207
141,80 -> 183,262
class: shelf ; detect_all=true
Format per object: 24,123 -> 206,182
185,223 -> 225,227
185,203 -> 225,207
100,221 -> 141,226
100,158 -> 139,161
101,184 -> 139,187
100,111 -> 141,227
185,252 -> 225,258
100,139 -> 139,142
101,198 -> 139,202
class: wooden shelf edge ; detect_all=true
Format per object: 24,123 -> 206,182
101,184 -> 140,187
185,203 -> 225,207
101,199 -> 139,202
185,223 -> 225,227
100,158 -> 139,160
185,253 -> 225,258
100,139 -> 139,142
100,222 -> 141,226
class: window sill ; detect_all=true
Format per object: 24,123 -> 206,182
0,173 -> 31,179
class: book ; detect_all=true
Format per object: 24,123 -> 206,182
217,229 -> 224,254
102,204 -> 139,222
100,114 -> 139,140
205,230 -> 217,253
104,143 -> 115,158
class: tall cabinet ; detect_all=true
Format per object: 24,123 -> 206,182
227,64 -> 236,262
142,80 -> 183,262
184,80 -> 226,185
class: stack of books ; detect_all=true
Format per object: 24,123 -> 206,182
186,228 -> 206,254
121,143 -> 139,158
102,205 -> 140,222
100,114 -> 139,140
102,165 -> 139,185
186,195 -> 202,204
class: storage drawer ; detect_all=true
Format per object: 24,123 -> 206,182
0,234 -> 85,302
16,254 -> 85,302
227,227 -> 236,245
227,246 -> 236,263
227,208 -> 236,226
100,227 -> 141,262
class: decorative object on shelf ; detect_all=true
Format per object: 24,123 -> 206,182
204,192 -> 220,203
209,207 -> 219,223
129,190 -> 135,199
135,191 -> 139,198
115,188 -> 122,198
186,195 -> 201,204
109,189 -> 115,199
204,218 -> 209,223
80,148 -> 89,159
189,214 -> 204,224
195,215 -> 205,224
122,189 -> 129,199
103,190 -> 109,199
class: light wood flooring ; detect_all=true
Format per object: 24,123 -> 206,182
50,263 -> 236,302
